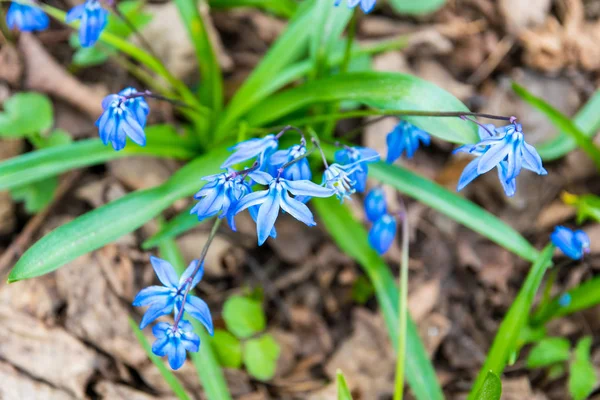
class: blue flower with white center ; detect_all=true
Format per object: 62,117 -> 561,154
221,135 -> 279,169
269,144 -> 312,181
364,187 -> 387,222
386,121 -> 431,163
455,122 -> 547,197
550,226 -> 590,260
334,146 -> 380,192
323,163 -> 359,202
6,3 -> 49,31
133,256 -> 214,333
334,0 -> 376,13
191,172 -> 248,227
117,87 -> 150,127
368,214 -> 397,254
235,171 -> 335,245
96,92 -> 146,151
66,0 -> 108,48
152,321 -> 200,370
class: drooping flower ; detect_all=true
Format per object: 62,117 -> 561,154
234,171 -> 335,245
152,321 -> 200,370
221,135 -> 278,169
6,3 -> 49,31
66,0 -> 108,48
455,122 -> 547,196
368,214 -> 397,254
190,172 -> 248,225
334,146 -> 380,192
550,226 -> 590,260
323,163 -> 359,202
386,121 -> 431,163
269,144 -> 312,181
133,256 -> 214,333
117,87 -> 150,127
334,0 -> 376,13
364,187 -> 387,222
96,91 -> 147,151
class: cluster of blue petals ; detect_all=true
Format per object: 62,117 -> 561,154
386,121 -> 431,163
364,187 -> 397,254
97,87 -> 149,151
133,256 -> 213,369
455,122 -> 547,197
334,0 -> 376,13
6,2 -> 49,31
550,226 -> 590,260
66,0 -> 108,48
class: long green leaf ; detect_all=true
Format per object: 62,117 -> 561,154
389,0 -> 446,15
369,162 -> 539,262
208,0 -> 297,17
310,2 -> 352,78
128,318 -> 191,400
245,72 -> 478,144
473,371 -> 502,400
467,245 -> 554,399
174,0 -> 223,112
143,206 -> 204,249
537,90 -> 600,160
314,197 -> 444,400
336,370 -> 354,400
0,126 -> 198,191
8,146 -> 230,282
512,83 -> 600,170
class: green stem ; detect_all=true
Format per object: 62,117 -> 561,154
341,10 -> 357,73
393,208 -> 409,400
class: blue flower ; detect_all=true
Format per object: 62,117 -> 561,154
6,3 -> 49,31
269,145 -> 312,181
334,146 -> 379,192
550,226 -> 590,260
455,122 -> 547,197
152,321 -> 200,370
133,256 -> 214,333
221,135 -> 278,169
96,92 -> 147,151
117,87 -> 150,127
323,163 -> 359,201
368,214 -> 397,254
364,187 -> 387,222
558,293 -> 572,307
191,172 -> 248,227
386,121 -> 431,163
235,171 -> 335,245
334,0 -> 376,13
66,0 -> 108,48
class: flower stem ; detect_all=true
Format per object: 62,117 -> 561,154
110,3 -> 160,62
393,202 -> 409,400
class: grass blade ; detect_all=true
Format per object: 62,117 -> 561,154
208,0 -> 298,17
143,206 -> 206,249
337,370 -> 354,400
473,371 -> 502,400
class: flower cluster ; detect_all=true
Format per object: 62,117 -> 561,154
133,256 -> 213,369
334,0 -> 376,13
364,187 -> 397,254
6,2 -> 49,32
550,226 -> 590,260
386,121 -> 431,163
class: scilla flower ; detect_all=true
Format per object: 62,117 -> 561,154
368,214 -> 397,254
550,226 -> 590,260
97,91 -> 147,151
269,144 -> 311,181
334,0 -> 376,13
455,122 -> 547,197
152,321 -> 200,370
117,87 -> 150,127
66,0 -> 108,48
334,146 -> 379,192
235,171 -> 335,245
323,163 -> 359,202
133,257 -> 214,333
221,135 -> 278,169
191,172 -> 248,225
386,121 -> 431,163
6,2 -> 49,31
364,187 -> 387,222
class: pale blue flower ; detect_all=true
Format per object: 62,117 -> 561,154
133,256 -> 214,333
96,92 -> 146,151
235,171 -> 335,245
221,135 -> 278,169
386,121 -> 431,163
269,145 -> 311,181
66,0 -> 108,48
368,214 -> 397,254
334,146 -> 379,192
117,87 -> 150,127
152,321 -> 200,370
334,0 -> 376,13
364,187 -> 387,222
6,3 -> 49,31
550,226 -> 590,260
191,172 -> 248,226
323,163 -> 359,202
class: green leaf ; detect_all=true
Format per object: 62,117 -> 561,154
8,146 -> 230,282
107,0 -> 153,38
245,72 -> 478,144
143,206 -> 204,249
0,93 -> 53,137
128,318 -> 191,400
336,370 -> 353,400
313,197 -> 443,400
351,275 -> 375,304
310,1 -> 353,78
526,338 -> 571,369
212,330 -> 243,369
243,334 -> 281,381
208,0 -> 298,17
0,125 -> 198,191
222,296 -> 266,339
473,371 -> 502,400
72,45 -> 110,67
30,129 -> 73,149
389,0 -> 446,15
562,193 -> 600,224
512,83 -> 600,170
10,177 -> 58,214
368,161 -> 539,262
467,245 -> 554,399
537,90 -> 600,161
569,337 -> 597,400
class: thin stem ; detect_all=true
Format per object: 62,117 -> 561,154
274,125 -> 305,141
393,202 -> 409,400
311,136 -> 329,169
110,3 -> 161,62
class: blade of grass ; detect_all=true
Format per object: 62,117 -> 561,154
208,0 -> 297,17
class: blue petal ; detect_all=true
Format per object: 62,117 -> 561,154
249,205 -> 276,238
248,171 -> 274,185
66,4 -> 85,22
521,141 -> 547,175
181,332 -> 200,352
152,322 -> 171,339
283,179 -> 335,197
368,214 -> 397,254
183,295 -> 214,335
179,260 -> 203,288
150,256 -> 179,288
234,189 -> 269,214
167,339 -> 187,369
151,336 -> 170,357
456,158 -> 481,192
360,0 -> 376,12
140,301 -> 174,329
364,188 -> 387,222
279,191 -> 315,226
477,140 -> 512,174
132,286 -> 172,306
551,226 -> 581,259
256,189 -> 281,245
